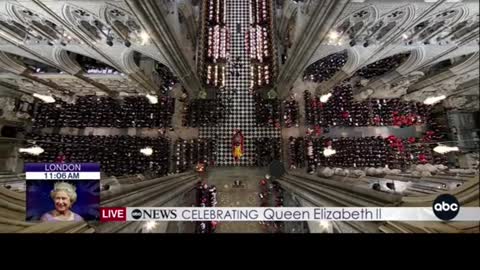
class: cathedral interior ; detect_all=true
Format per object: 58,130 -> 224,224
0,0 -> 479,233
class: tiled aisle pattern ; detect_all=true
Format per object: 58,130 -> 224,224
200,0 -> 280,166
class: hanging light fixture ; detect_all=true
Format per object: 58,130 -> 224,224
328,31 -> 339,40
19,146 -> 44,155
140,147 -> 153,156
140,31 -> 149,45
144,220 -> 157,232
320,93 -> 332,103
323,146 -> 337,157
145,94 -> 158,104
424,95 -> 446,105
433,145 -> 459,154
33,93 -> 55,103
319,220 -> 331,230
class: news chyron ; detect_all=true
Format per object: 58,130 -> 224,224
25,163 -> 100,222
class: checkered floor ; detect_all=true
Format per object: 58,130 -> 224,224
200,0 -> 280,166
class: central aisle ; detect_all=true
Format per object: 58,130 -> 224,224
203,167 -> 267,233
200,0 -> 280,166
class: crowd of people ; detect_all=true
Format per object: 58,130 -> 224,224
303,51 -> 410,84
74,54 -> 120,75
304,84 -> 431,128
247,0 -> 275,91
173,138 -> 217,173
204,64 -> 227,88
182,98 -> 229,127
205,26 -> 228,62
282,97 -> 299,128
31,96 -> 175,128
22,133 -> 170,177
254,93 -> 280,127
254,138 -> 281,166
155,63 -> 179,94
202,0 -> 228,89
195,182 -> 218,233
250,0 -> 272,25
289,134 -> 449,174
249,64 -> 273,91
206,0 -> 225,25
355,53 -> 411,79
303,51 -> 348,83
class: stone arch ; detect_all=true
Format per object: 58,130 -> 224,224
331,5 -> 379,44
421,58 -> 456,79
0,51 -> 28,74
52,47 -> 83,74
450,52 -> 479,75
416,53 -> 473,79
404,6 -> 468,45
396,47 -> 426,75
342,47 -> 361,74
357,4 -> 415,46
121,49 -> 142,74
0,51 -> 60,74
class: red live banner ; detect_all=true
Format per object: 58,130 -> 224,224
100,207 -> 127,222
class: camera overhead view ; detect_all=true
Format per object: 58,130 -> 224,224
0,0 -> 479,234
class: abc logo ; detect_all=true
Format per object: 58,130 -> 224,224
131,209 -> 142,220
432,194 -> 460,221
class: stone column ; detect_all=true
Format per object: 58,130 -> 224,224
0,133 -> 24,173
276,0 -> 350,99
125,0 -> 203,98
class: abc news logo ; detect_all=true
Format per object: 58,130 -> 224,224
432,194 -> 460,221
131,209 -> 177,220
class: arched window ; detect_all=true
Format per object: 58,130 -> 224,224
405,7 -> 464,45
105,6 -> 143,47
331,6 -> 377,44
65,5 -> 120,46
357,5 -> 412,46
11,5 -> 77,46
438,14 -> 479,43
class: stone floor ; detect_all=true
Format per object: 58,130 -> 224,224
198,0 -> 280,166
202,167 -> 269,233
